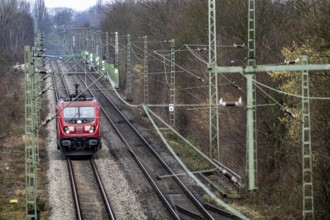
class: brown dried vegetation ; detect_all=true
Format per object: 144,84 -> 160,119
101,0 -> 330,219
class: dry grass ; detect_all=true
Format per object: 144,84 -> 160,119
0,134 -> 26,219
0,70 -> 49,219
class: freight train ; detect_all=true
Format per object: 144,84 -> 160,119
56,84 -> 101,155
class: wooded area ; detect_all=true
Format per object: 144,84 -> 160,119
0,0 -> 33,137
99,0 -> 330,218
0,0 -> 329,219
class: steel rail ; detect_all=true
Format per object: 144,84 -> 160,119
54,59 -> 70,96
67,157 -> 83,220
53,61 -> 113,220
203,202 -> 241,220
71,65 -> 181,219
90,157 -> 116,220
75,67 -> 216,219
52,70 -> 83,219
49,60 -> 59,102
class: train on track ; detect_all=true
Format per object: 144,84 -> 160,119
56,84 -> 101,155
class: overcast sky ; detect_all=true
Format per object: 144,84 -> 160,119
43,0 -> 99,11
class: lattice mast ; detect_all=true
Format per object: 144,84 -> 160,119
301,55 -> 314,219
24,46 -> 38,220
208,0 -> 220,161
143,36 -> 149,104
169,39 -> 176,128
246,0 -> 258,191
115,32 -> 119,69
126,34 -> 132,99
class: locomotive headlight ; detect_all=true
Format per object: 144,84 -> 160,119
89,126 -> 95,133
64,126 -> 74,134
64,126 -> 70,134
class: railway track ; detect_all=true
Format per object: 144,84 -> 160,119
50,60 -> 116,219
69,62 -> 240,219
50,59 -> 69,99
67,156 -> 115,220
48,58 -> 241,219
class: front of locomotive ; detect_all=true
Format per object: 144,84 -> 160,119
57,98 -> 102,156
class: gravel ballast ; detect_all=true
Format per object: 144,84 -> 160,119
45,68 -> 172,219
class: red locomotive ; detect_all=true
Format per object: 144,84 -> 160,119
56,84 -> 101,155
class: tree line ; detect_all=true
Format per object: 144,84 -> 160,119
1,0 -> 329,218
99,0 -> 330,219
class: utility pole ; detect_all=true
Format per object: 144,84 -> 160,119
24,46 -> 39,220
207,2 -> 320,217
246,0 -> 258,191
25,45 -> 37,220
89,8 -> 94,28
143,35 -> 149,104
208,0 -> 220,161
301,55 -> 314,219
126,34 -> 132,100
106,32 -> 110,63
169,39 -> 176,128
115,32 -> 119,69
25,31 -> 45,219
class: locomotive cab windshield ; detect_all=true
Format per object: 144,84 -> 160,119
64,106 -> 95,123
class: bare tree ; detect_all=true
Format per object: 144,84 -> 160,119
53,8 -> 74,27
34,0 -> 51,32
0,0 -> 34,61
0,0 -> 19,23
99,1 -> 330,218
